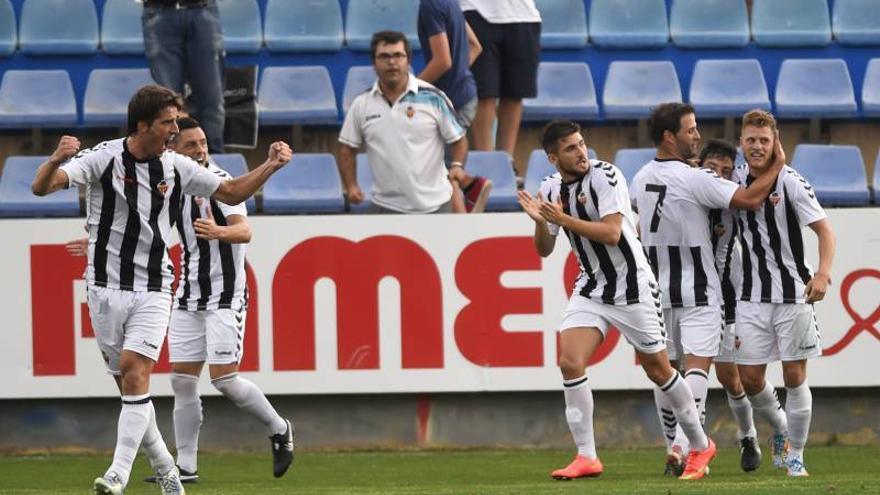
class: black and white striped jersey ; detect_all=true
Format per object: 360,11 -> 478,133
175,162 -> 248,311
540,160 -> 657,305
630,159 -> 740,309
61,138 -> 222,293
710,207 -> 741,324
733,164 -> 827,304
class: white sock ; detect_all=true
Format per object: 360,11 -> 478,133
212,373 -> 287,435
748,380 -> 788,435
652,386 -> 678,453
140,401 -> 175,475
107,394 -> 152,486
658,373 -> 708,451
563,375 -> 597,459
684,368 -> 709,425
727,392 -> 757,439
785,382 -> 812,460
171,373 -> 202,473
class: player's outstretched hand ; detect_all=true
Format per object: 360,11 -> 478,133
804,272 -> 830,303
517,190 -> 545,224
51,136 -> 81,165
193,204 -> 223,240
65,238 -> 88,257
266,141 -> 293,171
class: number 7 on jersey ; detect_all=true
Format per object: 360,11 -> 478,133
645,183 -> 667,233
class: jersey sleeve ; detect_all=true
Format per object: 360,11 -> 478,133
595,163 -> 630,218
786,170 -> 826,226
59,143 -> 109,187
628,171 -> 643,212
175,155 -> 222,198
690,167 -> 739,209
419,2 -> 447,37
435,90 -> 466,144
338,97 -> 364,148
538,177 -> 560,237
217,198 -> 247,218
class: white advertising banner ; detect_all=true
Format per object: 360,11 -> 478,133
2,210 -> 878,398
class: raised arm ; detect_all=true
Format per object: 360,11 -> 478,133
805,218 -> 835,303
517,190 -> 556,257
32,136 -> 80,196
539,197 -> 623,246
212,141 -> 292,205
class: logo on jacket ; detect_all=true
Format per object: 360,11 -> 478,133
157,179 -> 169,195
713,223 -> 726,237
577,192 -> 588,205
769,192 -> 781,206
406,106 -> 415,119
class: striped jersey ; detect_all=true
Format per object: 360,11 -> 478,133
61,138 -> 221,293
175,162 -> 248,311
540,160 -> 657,305
630,159 -> 739,308
733,165 -> 826,304
710,207 -> 741,324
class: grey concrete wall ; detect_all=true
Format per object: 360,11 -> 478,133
1,388 -> 877,453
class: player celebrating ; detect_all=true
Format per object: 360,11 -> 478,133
31,85 -> 292,495
630,103 -> 782,476
733,110 -> 836,477
518,120 -> 717,481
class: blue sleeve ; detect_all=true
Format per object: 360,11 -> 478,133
418,1 -> 448,38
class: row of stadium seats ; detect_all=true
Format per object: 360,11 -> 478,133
4,57 -> 878,129
1,144 -> 876,218
2,0 -> 878,57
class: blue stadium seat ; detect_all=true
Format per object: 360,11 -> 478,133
523,63 -> 598,122
603,61 -> 681,119
775,59 -> 857,118
345,0 -> 420,51
101,0 -> 144,54
832,0 -> 880,45
19,0 -> 99,55
210,154 -> 255,213
0,0 -> 16,56
613,148 -> 656,185
689,59 -> 771,118
791,144 -> 870,206
350,153 -> 374,213
524,148 -> 597,196
342,65 -> 375,114
83,69 -> 154,128
217,0 -> 263,53
669,0 -> 749,48
874,151 -> 880,204
464,151 -> 519,212
258,66 -> 338,125
262,153 -> 345,214
535,0 -> 588,49
589,0 -> 668,48
0,156 -> 79,217
0,70 -> 77,128
863,59 -> 880,117
264,0 -> 343,52
752,0 -> 831,47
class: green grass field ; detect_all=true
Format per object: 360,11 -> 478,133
1,446 -> 878,494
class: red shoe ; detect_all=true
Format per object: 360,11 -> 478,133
551,455 -> 603,480
463,176 -> 492,213
679,438 -> 716,480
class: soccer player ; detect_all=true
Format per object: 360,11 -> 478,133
733,110 -> 836,477
31,85 -> 292,495
518,120 -> 717,481
630,103 -> 783,476
698,139 -> 785,472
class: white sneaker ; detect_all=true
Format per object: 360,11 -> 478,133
93,471 -> 124,495
156,466 -> 186,495
785,456 -> 810,477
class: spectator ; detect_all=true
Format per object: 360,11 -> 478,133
338,30 -> 468,214
418,0 -> 491,212
462,0 -> 541,160
142,0 -> 226,153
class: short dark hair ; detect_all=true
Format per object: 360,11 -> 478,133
370,30 -> 411,61
541,120 -> 582,154
127,85 -> 183,135
177,116 -> 201,132
648,102 -> 696,146
698,138 -> 737,166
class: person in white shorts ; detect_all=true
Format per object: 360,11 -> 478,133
518,120 -> 717,481
32,85 -> 292,495
733,110 -> 836,477
630,103 -> 782,476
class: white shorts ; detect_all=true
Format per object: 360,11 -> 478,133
168,301 -> 247,365
86,286 -> 172,375
560,295 -> 666,355
715,323 -> 738,363
735,301 -> 822,365
663,306 -> 723,361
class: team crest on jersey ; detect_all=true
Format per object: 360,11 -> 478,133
713,223 -> 725,237
156,180 -> 169,195
769,192 -> 781,206
577,192 -> 588,204
406,106 -> 415,118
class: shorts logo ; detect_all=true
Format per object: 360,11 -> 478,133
142,340 -> 158,350
769,192 -> 781,206
641,340 -> 660,347
406,106 -> 415,119
214,350 -> 233,356
577,192 -> 588,205
799,344 -> 817,350
157,180 -> 169,195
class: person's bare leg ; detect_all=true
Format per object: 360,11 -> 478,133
471,98 -> 497,151
495,98 -> 523,157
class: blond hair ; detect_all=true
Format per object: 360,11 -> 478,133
741,109 -> 777,133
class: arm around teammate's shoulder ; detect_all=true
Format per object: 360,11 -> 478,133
729,131 -> 786,211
